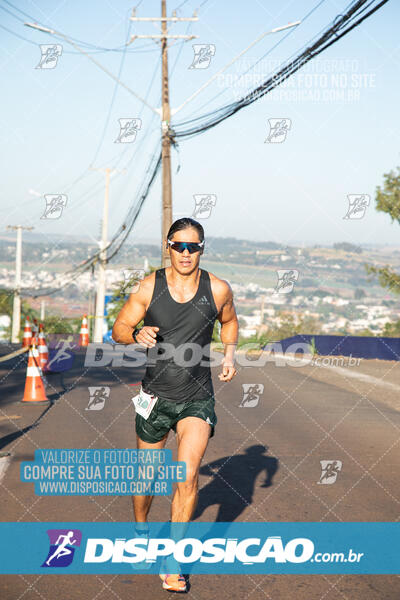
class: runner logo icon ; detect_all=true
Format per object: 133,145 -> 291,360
42,529 -> 82,568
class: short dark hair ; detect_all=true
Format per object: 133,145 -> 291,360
167,217 -> 204,242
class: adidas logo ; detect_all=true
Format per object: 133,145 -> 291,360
198,295 -> 210,305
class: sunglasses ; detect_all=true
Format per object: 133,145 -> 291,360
167,240 -> 205,254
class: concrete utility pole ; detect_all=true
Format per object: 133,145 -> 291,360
130,1 -> 198,267
161,0 -> 172,268
7,225 -> 34,343
91,167 -> 125,343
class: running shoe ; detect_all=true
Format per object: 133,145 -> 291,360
159,573 -> 187,593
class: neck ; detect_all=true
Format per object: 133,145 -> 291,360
167,264 -> 200,285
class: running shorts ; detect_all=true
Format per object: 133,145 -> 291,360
135,395 -> 217,443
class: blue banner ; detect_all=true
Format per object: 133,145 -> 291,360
265,335 -> 400,361
0,522 -> 398,574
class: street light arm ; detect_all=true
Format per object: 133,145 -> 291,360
24,22 -> 160,116
171,21 -> 301,117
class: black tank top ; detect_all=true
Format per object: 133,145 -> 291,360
141,267 -> 219,403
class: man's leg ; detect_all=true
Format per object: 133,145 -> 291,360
172,417 -> 211,522
133,432 -> 169,522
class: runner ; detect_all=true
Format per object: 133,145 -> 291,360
112,217 -> 238,592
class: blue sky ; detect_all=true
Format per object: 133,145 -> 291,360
1,0 -> 400,250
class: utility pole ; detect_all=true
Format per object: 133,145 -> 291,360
7,225 -> 34,343
91,167 -> 125,343
130,2 -> 198,266
161,0 -> 172,268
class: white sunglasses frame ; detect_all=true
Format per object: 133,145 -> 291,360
167,239 -> 205,252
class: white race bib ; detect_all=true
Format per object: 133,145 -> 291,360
132,386 -> 158,420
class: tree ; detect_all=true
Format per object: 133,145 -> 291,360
237,314 -> 322,347
366,165 -> 400,295
334,242 -> 362,254
0,289 -> 13,317
43,316 -> 75,334
354,288 -> 366,300
106,266 -> 157,329
382,320 -> 400,337
0,289 -> 40,340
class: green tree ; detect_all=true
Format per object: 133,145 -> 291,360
106,266 -> 158,329
334,242 -> 362,254
366,165 -> 400,295
0,289 -> 39,341
237,314 -> 322,347
354,288 -> 366,300
382,320 -> 400,337
43,316 -> 75,334
0,288 -> 13,317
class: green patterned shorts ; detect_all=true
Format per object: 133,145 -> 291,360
135,394 -> 217,443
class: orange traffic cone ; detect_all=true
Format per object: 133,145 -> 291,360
22,344 -> 49,403
22,316 -> 32,347
38,324 -> 49,372
79,315 -> 89,347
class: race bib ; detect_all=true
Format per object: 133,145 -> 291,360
132,386 -> 158,420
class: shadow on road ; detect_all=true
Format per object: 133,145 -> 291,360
0,393 -> 59,451
194,444 -> 279,522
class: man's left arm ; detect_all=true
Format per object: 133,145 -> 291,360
217,282 -> 239,382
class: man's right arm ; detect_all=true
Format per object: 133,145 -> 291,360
111,273 -> 158,347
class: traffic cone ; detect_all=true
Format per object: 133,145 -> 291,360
22,344 -> 49,403
22,316 -> 32,347
38,324 -> 49,372
79,314 -> 89,347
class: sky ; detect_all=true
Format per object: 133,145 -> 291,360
1,0 -> 400,254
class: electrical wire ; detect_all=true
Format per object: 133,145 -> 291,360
17,0 -> 391,297
90,19 -> 133,165
171,0 -> 328,125
0,1 -> 166,54
171,0 -> 390,140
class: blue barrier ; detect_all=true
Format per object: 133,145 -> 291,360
263,335 -> 400,361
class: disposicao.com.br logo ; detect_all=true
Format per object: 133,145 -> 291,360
83,535 -> 362,566
0,521 -> 393,574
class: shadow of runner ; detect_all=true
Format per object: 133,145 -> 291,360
0,392 -> 59,451
194,445 -> 279,522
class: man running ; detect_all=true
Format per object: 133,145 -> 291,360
112,217 -> 238,592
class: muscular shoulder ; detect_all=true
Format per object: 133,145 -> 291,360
208,271 -> 233,306
129,270 -> 156,307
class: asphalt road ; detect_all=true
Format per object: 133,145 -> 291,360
0,345 -> 399,599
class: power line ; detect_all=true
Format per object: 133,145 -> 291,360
91,19 -> 133,165
171,0 -> 390,140
17,0 -> 391,299
179,0 -> 327,121
0,1 -> 164,53
174,0 -> 191,12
